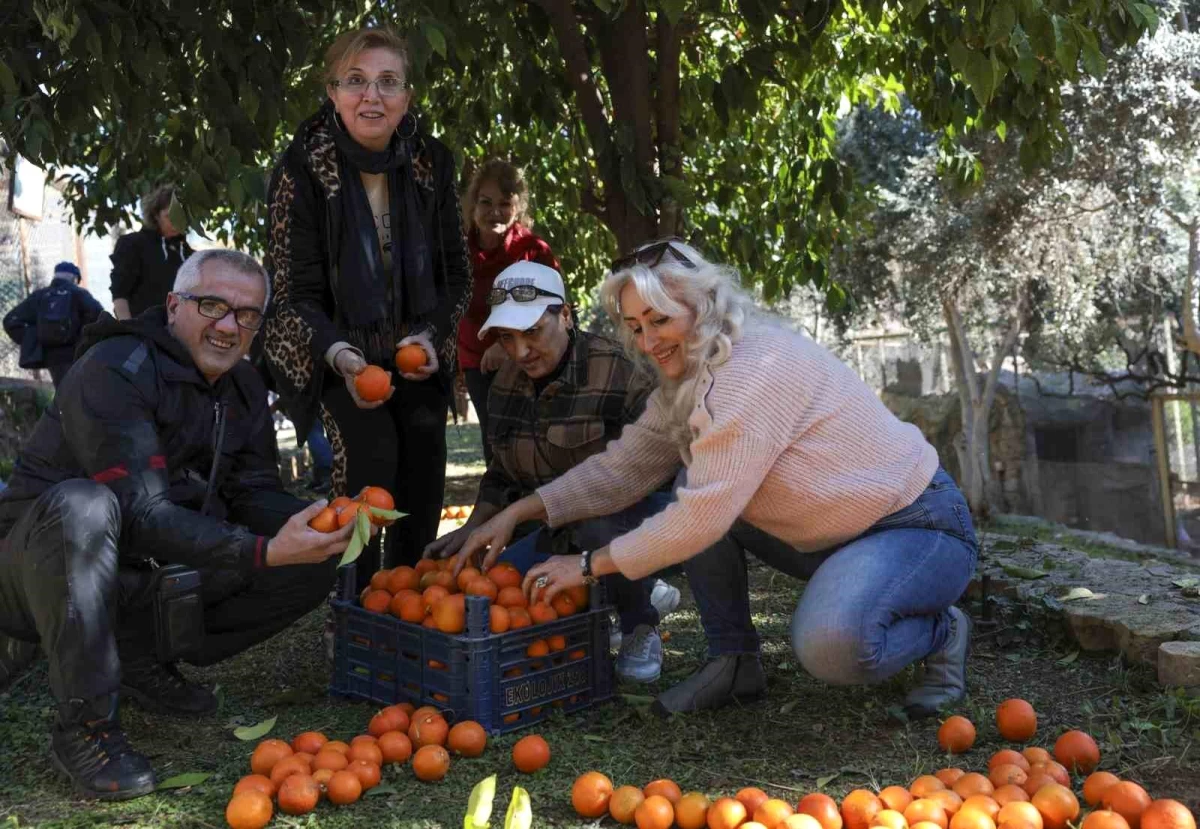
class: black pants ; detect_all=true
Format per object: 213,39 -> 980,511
48,361 -> 71,388
322,375 -> 448,589
463,368 -> 494,465
0,480 -> 337,703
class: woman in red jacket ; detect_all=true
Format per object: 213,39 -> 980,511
458,160 -> 560,462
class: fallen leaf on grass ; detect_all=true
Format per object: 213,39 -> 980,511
233,715 -> 277,741
620,694 -> 655,705
1057,651 -> 1080,665
816,772 -> 839,788
1002,565 -> 1049,580
1060,587 -> 1103,601
583,735 -> 608,743
366,783 -> 398,797
1173,577 -> 1199,589
157,772 -> 211,790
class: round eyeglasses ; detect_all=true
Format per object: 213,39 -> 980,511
176,293 -> 264,331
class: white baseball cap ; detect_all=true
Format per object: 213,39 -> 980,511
478,261 -> 567,338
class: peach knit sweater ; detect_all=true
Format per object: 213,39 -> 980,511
536,321 -> 940,580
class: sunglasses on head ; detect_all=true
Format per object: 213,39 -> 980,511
486,284 -> 565,306
610,238 -> 697,273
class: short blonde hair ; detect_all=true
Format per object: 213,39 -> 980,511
324,27 -> 410,85
462,159 -> 531,234
601,240 -> 758,441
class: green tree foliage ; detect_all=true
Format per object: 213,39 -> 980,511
1,0 -> 1158,299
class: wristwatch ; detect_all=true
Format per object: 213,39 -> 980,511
579,550 -> 599,585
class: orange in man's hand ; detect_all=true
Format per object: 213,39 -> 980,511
354,365 -> 392,401
395,343 -> 428,373
308,506 -> 339,533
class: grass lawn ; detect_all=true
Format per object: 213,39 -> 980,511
1,423 -> 1197,827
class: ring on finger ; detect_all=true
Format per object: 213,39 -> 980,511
535,576 -> 549,588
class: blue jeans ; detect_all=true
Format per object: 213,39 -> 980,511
684,468 -> 977,685
498,492 -> 671,634
307,420 -> 333,477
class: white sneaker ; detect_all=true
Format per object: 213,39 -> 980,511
650,579 -> 681,617
615,624 -> 663,683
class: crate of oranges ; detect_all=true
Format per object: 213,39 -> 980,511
329,557 -> 614,735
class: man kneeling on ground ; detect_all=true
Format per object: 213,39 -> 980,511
0,249 -> 354,800
426,261 -> 680,682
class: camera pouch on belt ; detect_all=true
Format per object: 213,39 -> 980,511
150,564 -> 205,662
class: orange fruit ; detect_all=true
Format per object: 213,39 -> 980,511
447,720 -> 487,757
1030,784 -> 1079,829
412,744 -> 450,781
643,779 -> 682,804
757,798 -> 797,828
508,607 -> 533,629
905,800 -> 950,829
277,772 -> 320,815
322,739 -> 351,754
497,585 -> 528,608
311,749 -> 348,772
486,603 -> 510,633
1141,801 -> 1197,829
249,738 -> 294,776
951,809 -> 997,829
409,713 -> 449,748
1053,730 -> 1100,774
326,768 -> 362,804
611,785 -> 647,824
360,486 -> 395,525
226,790 -> 273,829
939,715 -> 977,753
799,792 -> 846,829
1083,772 -> 1122,806
996,699 -> 1038,742
872,810 -> 910,829
432,595 -> 466,633
308,506 -> 339,532
937,769 -> 967,786
997,801 -> 1043,829
954,774 -> 995,799
1021,747 -> 1051,766
1101,782 -> 1153,829
350,734 -> 377,748
391,590 -> 425,623
677,792 -> 713,829
709,797 -> 751,829
232,773 -> 275,798
551,593 -> 578,617
1029,761 -> 1069,788
880,787 -> 915,814
338,500 -> 368,528
989,750 -> 1032,772
347,759 -> 381,790
529,601 -> 558,625
1021,774 -> 1058,798
361,588 -> 392,613
422,584 -> 449,611
371,730 -> 410,764
387,565 -> 420,592
843,790 -> 885,829
456,565 -> 482,591
512,734 -> 550,772
395,343 -> 428,373
912,776 -> 948,798
269,754 -> 311,789
573,771 -> 615,818
355,365 -> 392,401
1082,812 -> 1133,829
488,562 -> 523,589
785,817 -> 828,829
291,731 -> 328,755
961,795 -> 1001,820
993,786 -> 1030,807
347,741 -> 383,766
738,788 -> 771,815
929,790 -> 964,818
990,765 -> 1028,790
369,706 -> 409,736
565,584 -> 590,610
636,794 -> 676,829
466,577 -> 500,601
370,569 -> 392,590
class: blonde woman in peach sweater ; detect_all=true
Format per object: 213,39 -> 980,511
457,239 -> 978,718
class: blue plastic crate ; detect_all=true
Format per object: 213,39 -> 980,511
330,565 -> 614,735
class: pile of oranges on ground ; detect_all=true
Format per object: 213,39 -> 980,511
224,701 -> 554,828
570,697 -> 1196,829
357,557 -> 590,639
307,486 -> 396,533
441,504 -> 474,520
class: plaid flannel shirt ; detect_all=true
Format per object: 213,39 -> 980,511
476,330 -> 655,510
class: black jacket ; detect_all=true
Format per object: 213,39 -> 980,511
109,228 -> 193,316
2,277 -> 104,369
0,310 -> 296,574
260,106 -> 471,442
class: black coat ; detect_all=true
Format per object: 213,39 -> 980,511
0,310 -> 300,574
109,228 -> 193,316
260,106 -> 471,442
2,277 -> 104,369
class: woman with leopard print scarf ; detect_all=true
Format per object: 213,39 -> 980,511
262,26 -> 470,590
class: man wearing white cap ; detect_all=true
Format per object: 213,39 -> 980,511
426,261 -> 678,682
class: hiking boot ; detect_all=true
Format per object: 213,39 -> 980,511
0,632 -> 38,692
650,579 -> 681,618
651,653 -> 766,717
51,695 -> 156,801
119,654 -> 217,717
616,624 -> 663,683
902,605 -> 972,720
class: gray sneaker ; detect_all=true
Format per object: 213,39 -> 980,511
902,605 -> 971,719
652,653 -> 766,716
615,624 -> 663,683
650,579 -> 681,617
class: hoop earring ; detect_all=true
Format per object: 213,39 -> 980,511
397,113 -> 417,140
332,110 -> 348,133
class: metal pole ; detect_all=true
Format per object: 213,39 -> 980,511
1151,395 -> 1178,548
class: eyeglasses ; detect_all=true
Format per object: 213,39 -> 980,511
175,293 -> 265,331
330,75 -> 412,98
610,238 -> 696,273
487,285 -> 565,306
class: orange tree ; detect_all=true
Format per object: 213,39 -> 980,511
1,0 -> 1159,298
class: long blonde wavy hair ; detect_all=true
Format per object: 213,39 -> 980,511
600,239 -> 758,443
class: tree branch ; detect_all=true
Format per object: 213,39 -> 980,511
654,12 -> 682,238
980,284 -> 1025,418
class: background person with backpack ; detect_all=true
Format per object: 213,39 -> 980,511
3,262 -> 105,387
